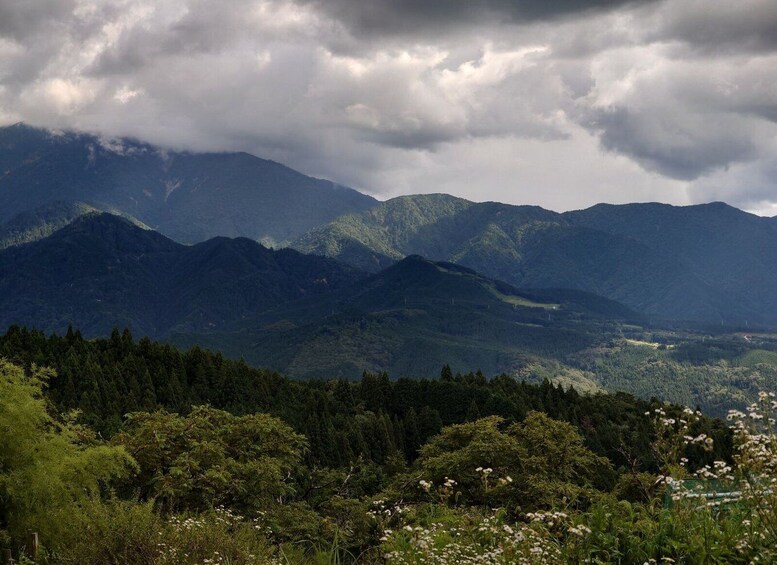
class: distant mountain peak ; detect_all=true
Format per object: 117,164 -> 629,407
0,123 -> 377,245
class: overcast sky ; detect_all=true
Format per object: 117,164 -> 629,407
1,0 -> 776,214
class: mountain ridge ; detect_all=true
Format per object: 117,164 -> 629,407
291,194 -> 777,326
170,250 -> 640,380
3,123 -> 776,328
0,123 -> 377,245
0,213 -> 365,337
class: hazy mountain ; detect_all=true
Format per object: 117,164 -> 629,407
292,195 -> 776,326
565,202 -> 777,316
0,213 -> 364,337
4,122 -> 774,328
0,123 -> 377,245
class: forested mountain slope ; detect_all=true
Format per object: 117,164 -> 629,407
0,213 -> 637,381
0,200 -> 149,250
0,325 -> 729,470
4,123 -> 774,327
566,202 -> 777,316
172,254 -> 639,380
0,213 -> 363,337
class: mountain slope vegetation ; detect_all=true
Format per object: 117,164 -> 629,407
4,124 -> 776,327
1,331 -> 764,565
0,214 -> 638,382
0,200 -> 150,250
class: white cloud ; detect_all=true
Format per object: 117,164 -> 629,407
21,77 -> 101,116
113,85 -> 142,103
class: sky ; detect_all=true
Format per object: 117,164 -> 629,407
0,0 -> 776,215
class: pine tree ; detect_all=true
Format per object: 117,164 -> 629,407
465,400 -> 481,422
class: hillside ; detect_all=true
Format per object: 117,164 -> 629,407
0,123 -> 377,245
0,334 -> 753,565
566,202 -> 777,314
172,254 -> 639,381
5,124 -> 774,327
0,200 -> 150,250
0,213 -> 364,337
292,195 -> 776,326
2,211 -> 774,416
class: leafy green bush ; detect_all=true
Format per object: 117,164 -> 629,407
112,407 -> 307,513
0,360 -> 133,545
408,413 -> 611,511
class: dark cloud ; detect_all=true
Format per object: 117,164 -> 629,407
0,0 -> 75,41
298,0 -> 654,36
575,49 -> 777,181
587,105 -> 758,180
650,1 -> 777,55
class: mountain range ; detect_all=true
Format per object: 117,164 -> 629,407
4,122 -> 777,411
2,123 -> 777,330
0,213 -> 362,337
0,123 -> 376,245
171,252 -> 637,380
292,194 -> 777,326
0,212 -> 636,380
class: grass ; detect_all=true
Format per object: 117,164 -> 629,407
624,338 -> 662,349
432,263 -> 558,310
486,283 -> 559,309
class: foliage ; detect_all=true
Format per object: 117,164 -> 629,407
113,407 -> 307,513
0,326 -> 731,474
0,360 -> 134,543
573,338 -> 777,418
47,499 -> 277,565
411,413 -> 612,510
4,335 -> 772,564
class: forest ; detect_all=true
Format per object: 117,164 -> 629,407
3,327 -> 777,563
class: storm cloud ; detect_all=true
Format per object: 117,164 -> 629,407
0,0 -> 776,214
296,0 -> 657,37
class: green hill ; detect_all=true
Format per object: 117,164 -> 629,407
3,214 -> 776,415
566,201 -> 777,319
0,200 -> 150,250
0,213 -> 642,385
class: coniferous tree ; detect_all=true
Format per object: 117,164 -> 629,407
465,399 -> 481,422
